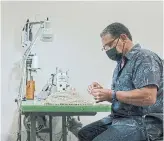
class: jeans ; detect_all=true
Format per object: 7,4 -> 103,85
78,115 -> 162,141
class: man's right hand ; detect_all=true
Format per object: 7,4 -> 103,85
87,82 -> 103,94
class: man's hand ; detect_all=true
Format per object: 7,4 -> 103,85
90,88 -> 112,103
87,82 -> 103,94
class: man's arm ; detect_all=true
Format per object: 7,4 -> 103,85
115,55 -> 161,106
92,55 -> 161,105
116,85 -> 157,106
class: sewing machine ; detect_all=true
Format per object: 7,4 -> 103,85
22,68 -> 111,141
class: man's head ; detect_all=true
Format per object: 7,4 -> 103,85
100,22 -> 133,61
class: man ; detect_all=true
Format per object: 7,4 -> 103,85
68,22 -> 163,141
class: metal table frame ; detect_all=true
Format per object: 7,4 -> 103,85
20,100 -> 111,141
22,111 -> 97,141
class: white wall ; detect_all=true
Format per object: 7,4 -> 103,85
1,1 -> 163,141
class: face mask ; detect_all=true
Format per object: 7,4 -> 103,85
106,47 -> 122,61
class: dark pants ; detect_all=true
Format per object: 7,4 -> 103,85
78,115 -> 162,141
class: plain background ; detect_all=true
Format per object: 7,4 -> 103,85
1,1 -> 163,141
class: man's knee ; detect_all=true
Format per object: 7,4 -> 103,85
78,127 -> 86,140
77,118 -> 109,141
78,126 -> 92,141
77,128 -> 84,141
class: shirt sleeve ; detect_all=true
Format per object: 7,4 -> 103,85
132,55 -> 161,90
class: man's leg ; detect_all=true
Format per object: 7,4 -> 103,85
92,117 -> 146,141
67,116 -> 83,137
145,116 -> 163,141
78,116 -> 113,141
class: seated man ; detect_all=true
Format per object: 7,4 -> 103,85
68,22 -> 163,141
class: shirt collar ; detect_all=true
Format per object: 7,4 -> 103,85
124,43 -> 141,60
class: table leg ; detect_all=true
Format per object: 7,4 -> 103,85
30,114 -> 36,141
62,116 -> 67,141
27,131 -> 30,141
49,115 -> 53,141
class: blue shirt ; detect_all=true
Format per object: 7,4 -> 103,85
111,44 -> 163,117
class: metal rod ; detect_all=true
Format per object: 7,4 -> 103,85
49,115 -> 53,141
29,21 -> 44,26
62,116 -> 67,141
30,114 -> 36,141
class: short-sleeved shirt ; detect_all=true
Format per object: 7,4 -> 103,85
111,43 -> 163,117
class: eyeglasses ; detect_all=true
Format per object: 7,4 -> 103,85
102,37 -> 120,51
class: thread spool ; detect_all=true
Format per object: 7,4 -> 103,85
26,80 -> 35,100
44,20 -> 51,29
41,19 -> 53,42
31,54 -> 38,69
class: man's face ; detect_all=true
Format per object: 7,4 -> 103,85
101,34 -> 126,53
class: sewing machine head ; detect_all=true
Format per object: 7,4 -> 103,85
56,68 -> 70,92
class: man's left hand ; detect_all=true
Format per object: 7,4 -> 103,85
90,88 -> 112,103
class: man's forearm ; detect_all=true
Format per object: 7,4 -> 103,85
115,88 -> 157,106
